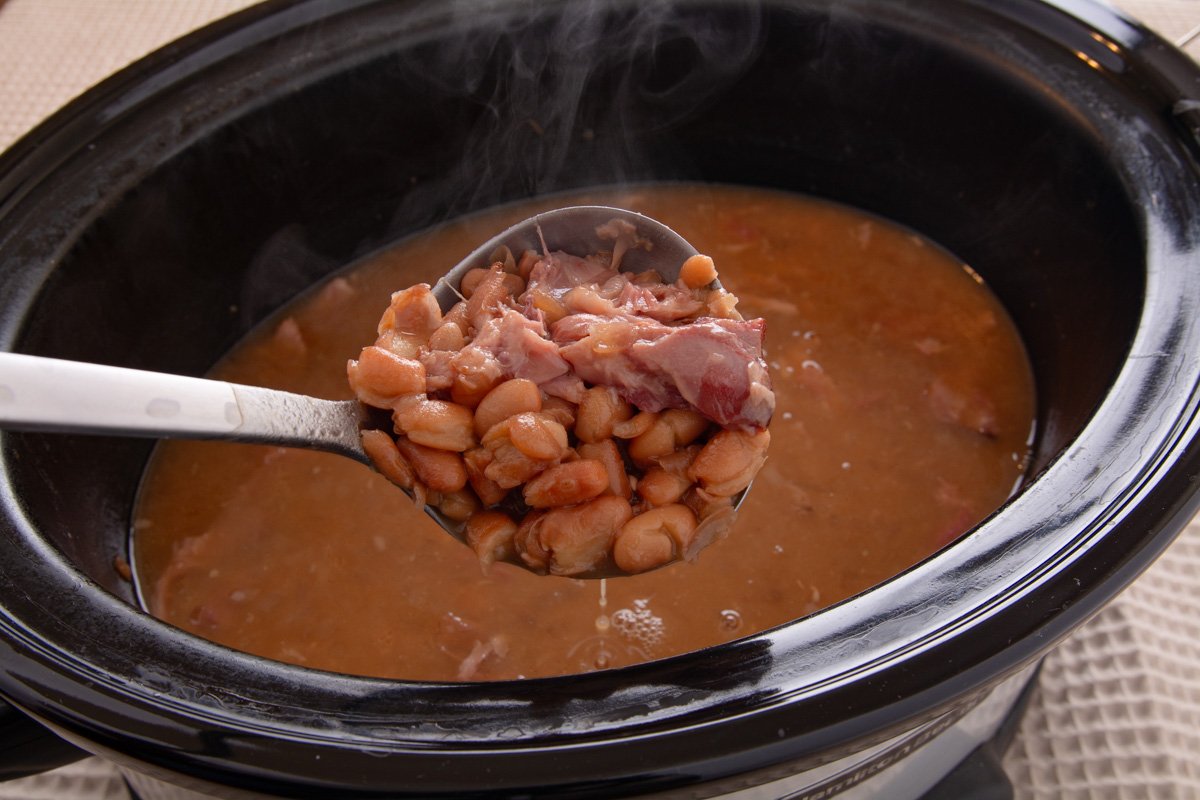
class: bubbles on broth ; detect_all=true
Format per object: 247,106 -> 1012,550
611,598 -> 665,650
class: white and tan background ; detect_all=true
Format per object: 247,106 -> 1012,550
1,1 -> 1199,798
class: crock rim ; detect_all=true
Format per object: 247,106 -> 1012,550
2,0 -> 1199,794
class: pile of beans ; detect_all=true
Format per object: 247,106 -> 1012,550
348,248 -> 770,576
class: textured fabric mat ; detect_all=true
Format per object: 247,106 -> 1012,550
1,1 -> 1198,798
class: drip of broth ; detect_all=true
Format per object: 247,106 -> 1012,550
132,184 -> 1035,681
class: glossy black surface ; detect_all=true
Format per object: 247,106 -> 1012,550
1,0 -> 1199,796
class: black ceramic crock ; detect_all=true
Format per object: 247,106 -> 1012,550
2,0 -> 1200,797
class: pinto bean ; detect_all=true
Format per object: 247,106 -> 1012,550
428,321 -> 466,351
628,418 -> 677,467
614,506 -> 700,575
503,412 -> 569,461
490,245 -> 517,273
660,409 -> 710,446
540,395 -> 578,429
481,420 -> 559,489
649,504 -> 698,550
513,510 -> 550,572
360,429 -> 415,489
474,379 -> 542,438
613,504 -> 698,573
655,444 -> 702,476
462,447 -> 508,506
438,488 -> 481,522
346,346 -> 426,408
443,301 -> 470,333
523,460 -> 610,508
637,467 -> 691,507
687,428 -> 771,497
394,437 -> 468,493
470,268 -> 525,299
575,387 -> 632,443
613,522 -> 673,573
465,511 -> 518,567
465,267 -> 515,330
528,496 -> 634,576
683,486 -> 735,522
612,410 -> 659,439
576,440 -> 632,499
450,367 -> 503,409
682,489 -> 738,559
501,273 -> 526,297
679,254 -> 718,289
483,445 -> 549,489
378,284 -> 442,341
527,289 -> 567,326
373,329 -> 422,359
393,399 -> 476,452
517,249 -> 540,279
460,268 -> 493,299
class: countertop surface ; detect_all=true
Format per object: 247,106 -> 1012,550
1,1 -> 1199,798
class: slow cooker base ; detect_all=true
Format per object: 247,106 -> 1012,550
115,666 -> 1041,800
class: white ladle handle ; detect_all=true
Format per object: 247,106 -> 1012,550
0,353 -> 367,462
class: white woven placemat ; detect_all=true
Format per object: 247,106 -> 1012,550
1,1 -> 1198,798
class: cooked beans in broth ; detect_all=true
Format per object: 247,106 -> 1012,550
132,184 -> 1035,681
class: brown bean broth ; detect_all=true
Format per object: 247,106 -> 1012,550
133,184 -> 1035,681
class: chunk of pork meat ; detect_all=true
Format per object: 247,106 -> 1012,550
550,311 -> 670,344
420,349 -> 457,392
552,315 -> 683,412
539,373 -> 587,404
460,307 -> 570,385
521,251 -> 706,324
523,251 -> 617,300
552,314 -> 774,429
635,319 -> 774,429
614,281 -> 706,322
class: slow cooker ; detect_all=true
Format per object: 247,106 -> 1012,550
2,0 -> 1199,797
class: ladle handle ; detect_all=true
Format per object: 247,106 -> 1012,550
0,353 -> 367,462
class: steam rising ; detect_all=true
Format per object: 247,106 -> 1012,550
393,0 -> 764,216
239,1 -> 764,328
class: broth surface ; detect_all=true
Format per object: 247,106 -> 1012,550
133,184 -> 1035,681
